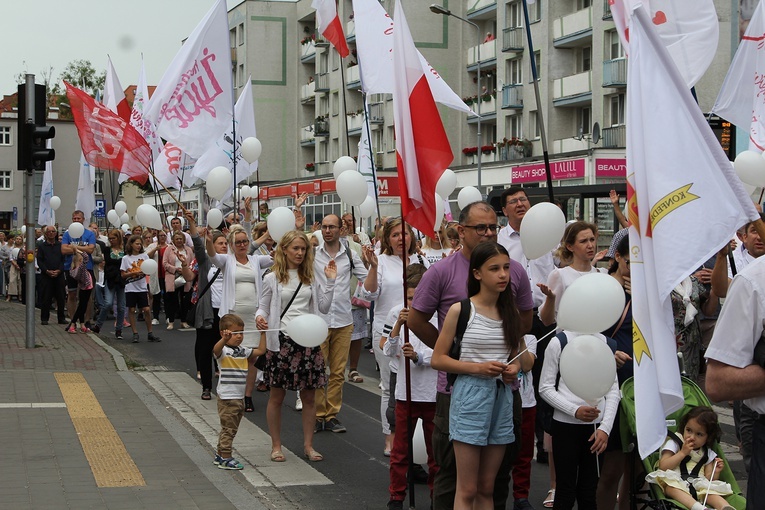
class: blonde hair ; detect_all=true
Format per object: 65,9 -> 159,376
380,217 -> 416,256
226,224 -> 247,247
272,230 -> 314,285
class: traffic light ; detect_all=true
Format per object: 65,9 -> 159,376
17,83 -> 55,171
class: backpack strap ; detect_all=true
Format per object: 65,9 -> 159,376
554,332 -> 568,390
345,245 -> 355,271
445,298 -> 473,392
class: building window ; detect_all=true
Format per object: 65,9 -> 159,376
237,64 -> 245,87
507,114 -> 523,138
95,171 -> 104,195
507,1 -> 522,27
531,111 -> 541,139
386,126 -> 395,152
578,46 -> 592,72
530,0 -> 541,21
507,57 -> 523,85
319,52 -> 329,74
332,92 -> 340,116
610,93 -> 625,126
578,0 -> 592,9
230,29 -> 236,49
331,138 -> 339,161
0,170 -> 11,190
318,140 -> 328,162
332,51 -> 339,71
0,126 -> 10,146
533,51 -> 541,81
578,107 -> 591,136
238,23 -> 244,45
606,30 -> 625,60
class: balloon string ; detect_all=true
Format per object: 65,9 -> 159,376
702,462 -> 719,508
506,328 -> 556,365
230,329 -> 280,334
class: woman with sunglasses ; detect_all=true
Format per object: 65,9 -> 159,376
371,217 -> 429,456
206,217 -> 273,412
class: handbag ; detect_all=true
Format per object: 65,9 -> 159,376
184,267 -> 221,325
351,281 -> 371,309
174,275 -> 186,289
254,281 -> 304,370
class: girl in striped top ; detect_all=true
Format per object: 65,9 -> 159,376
431,242 -> 523,510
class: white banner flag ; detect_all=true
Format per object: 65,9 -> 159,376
145,0 -> 233,158
627,6 -> 759,459
153,143 -> 197,191
352,0 -> 473,114
192,78 -> 257,202
37,153 -> 54,226
357,100 -> 377,200
75,153 -> 97,220
123,59 -> 165,185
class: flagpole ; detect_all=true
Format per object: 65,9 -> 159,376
521,0 -> 554,203
231,99 -> 239,220
399,211 -> 416,508
148,169 -> 188,214
339,61 -> 352,157
361,92 -> 382,224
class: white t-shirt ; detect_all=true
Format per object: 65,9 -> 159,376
120,253 -> 149,294
216,345 -> 252,399
421,247 -> 450,266
208,266 -> 224,309
546,265 -> 605,325
280,270 -> 312,329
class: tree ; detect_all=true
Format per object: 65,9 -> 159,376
60,59 -> 105,96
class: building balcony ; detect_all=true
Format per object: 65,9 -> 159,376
602,125 -> 626,148
346,112 -> 364,135
501,84 -> 523,109
467,40 -> 497,71
553,7 -> 593,48
300,81 -> 315,103
315,119 -> 330,137
552,137 -> 589,154
315,33 -> 328,47
300,125 -> 315,146
368,102 -> 384,124
346,65 -> 361,89
315,72 -> 330,92
553,70 -> 592,107
346,20 -> 355,42
466,0 -> 497,20
603,2 -> 613,19
300,41 -> 316,63
467,95 -> 497,123
602,58 -> 627,87
502,27 -> 524,53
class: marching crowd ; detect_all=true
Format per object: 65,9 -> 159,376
13,188 -> 765,510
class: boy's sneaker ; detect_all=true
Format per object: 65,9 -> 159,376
115,330 -> 123,340
324,418 -> 346,433
387,500 -> 404,510
148,333 -> 161,343
132,333 -> 140,343
217,457 -> 244,470
213,454 -> 224,466
151,318 -> 159,325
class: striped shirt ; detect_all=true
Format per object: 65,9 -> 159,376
216,345 -> 252,399
460,302 -> 511,371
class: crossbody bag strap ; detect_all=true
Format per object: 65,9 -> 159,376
196,267 -> 221,303
280,281 -> 304,320
609,300 -> 631,339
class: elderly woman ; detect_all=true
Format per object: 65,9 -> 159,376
163,231 -> 194,330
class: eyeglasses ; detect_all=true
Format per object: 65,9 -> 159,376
321,225 -> 339,231
506,196 -> 529,206
461,224 -> 500,236
234,239 -> 250,246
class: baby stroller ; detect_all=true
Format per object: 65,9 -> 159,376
618,376 -> 746,510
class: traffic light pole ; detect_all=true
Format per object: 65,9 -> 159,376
24,75 -> 36,349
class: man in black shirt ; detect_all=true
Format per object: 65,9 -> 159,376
37,225 -> 67,325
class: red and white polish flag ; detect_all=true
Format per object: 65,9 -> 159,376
312,0 -> 350,58
104,56 -> 131,121
392,0 -> 453,238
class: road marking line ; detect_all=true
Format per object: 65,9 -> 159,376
55,372 -> 146,487
0,403 -> 67,408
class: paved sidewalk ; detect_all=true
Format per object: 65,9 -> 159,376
0,302 -> 265,509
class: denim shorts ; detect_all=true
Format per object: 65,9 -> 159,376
449,374 -> 515,446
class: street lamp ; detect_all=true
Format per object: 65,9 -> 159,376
430,4 -> 483,196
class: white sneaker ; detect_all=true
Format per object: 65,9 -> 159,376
295,391 -> 303,411
151,319 -> 159,325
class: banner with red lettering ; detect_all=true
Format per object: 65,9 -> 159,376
144,0 -> 233,158
65,82 -> 151,186
153,143 -> 197,190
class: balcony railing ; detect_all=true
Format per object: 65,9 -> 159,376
315,119 -> 330,137
368,102 -> 384,124
468,95 -> 497,119
467,40 -> 497,67
346,113 -> 364,133
346,20 -> 355,41
300,81 -> 315,102
315,72 -> 330,92
346,65 -> 361,88
501,84 -> 523,109
300,41 -> 316,62
602,58 -> 627,87
602,125 -> 626,148
603,2 -> 613,19
553,70 -> 592,105
467,0 -> 497,17
553,7 -> 593,47
300,125 -> 315,145
502,27 -> 524,52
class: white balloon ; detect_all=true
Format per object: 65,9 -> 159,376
284,314 -> 329,348
136,204 -> 163,230
107,210 -> 120,228
412,420 -> 428,465
114,200 -> 128,216
520,202 -> 566,260
267,206 -> 296,242
21,225 -> 26,235
560,334 -> 617,402
136,204 -> 152,227
457,186 -> 483,210
241,137 -> 262,164
140,258 -> 158,276
240,185 -> 251,199
359,195 -> 377,218
207,208 -> 223,228
120,212 -> 130,225
250,185 -> 259,198
332,156 -> 357,179
67,222 -> 84,239
734,151 -> 765,187
557,273 -> 626,334
436,169 -> 457,198
121,223 -> 131,232
336,170 -> 368,206
207,166 -> 232,201
49,196 -> 61,211
434,193 -> 445,232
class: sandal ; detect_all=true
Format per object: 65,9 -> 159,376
270,449 -> 286,462
201,389 -> 212,400
304,448 -> 323,462
348,370 -> 364,383
244,396 -> 254,413
543,489 -> 555,508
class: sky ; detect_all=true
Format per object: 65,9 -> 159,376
1,0 -> 244,97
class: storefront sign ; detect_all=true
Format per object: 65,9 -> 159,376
595,158 -> 627,178
512,158 -> 585,183
376,176 -> 400,197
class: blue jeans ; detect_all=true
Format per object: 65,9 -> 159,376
97,283 -> 125,330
